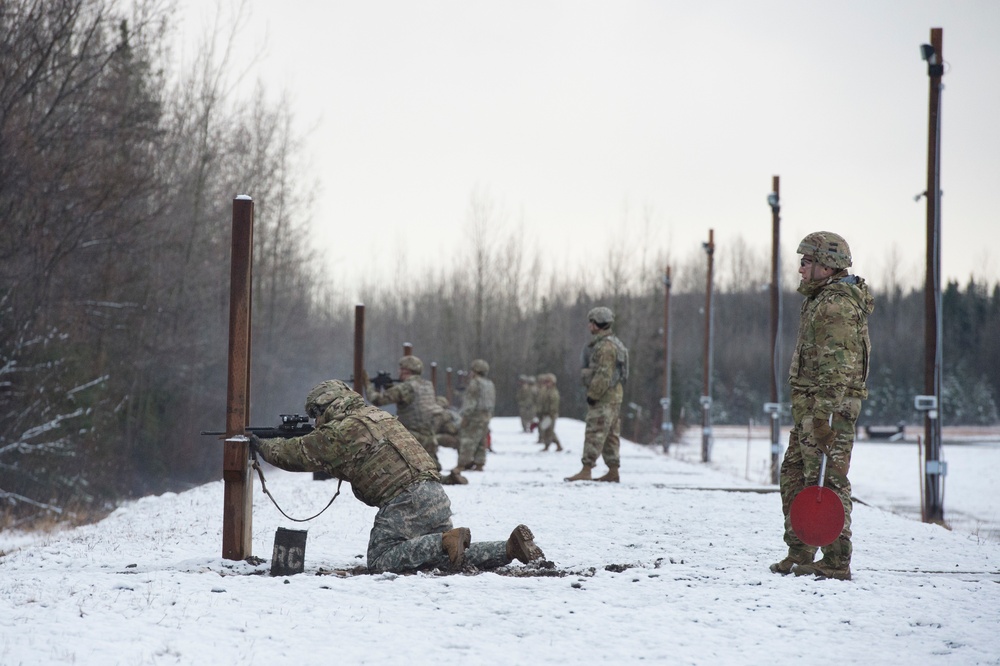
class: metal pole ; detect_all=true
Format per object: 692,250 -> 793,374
659,265 -> 673,452
353,304 -> 365,395
701,229 -> 715,463
222,195 -> 254,561
769,177 -> 782,484
922,27 -> 945,524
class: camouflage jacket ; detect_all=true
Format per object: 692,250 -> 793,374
460,375 -> 496,418
536,385 -> 560,419
789,273 -> 875,416
367,376 -> 441,436
255,398 -> 438,508
581,330 -> 629,405
516,384 -> 537,409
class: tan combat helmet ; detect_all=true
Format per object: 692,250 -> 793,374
304,379 -> 356,418
399,355 -> 424,375
470,359 -> 490,376
588,306 -> 615,327
797,231 -> 852,270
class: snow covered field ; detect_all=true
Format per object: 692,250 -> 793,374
2,417 -> 998,665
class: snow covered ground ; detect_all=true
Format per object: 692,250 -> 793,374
2,417 -> 998,665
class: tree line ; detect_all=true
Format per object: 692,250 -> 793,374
2,0 -> 997,527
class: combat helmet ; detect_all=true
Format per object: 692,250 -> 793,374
470,359 -> 490,376
399,355 -> 424,374
797,231 -> 852,270
588,306 -> 615,327
305,379 -> 355,418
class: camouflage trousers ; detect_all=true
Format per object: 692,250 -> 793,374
778,394 -> 861,566
367,481 -> 510,574
539,416 -> 560,449
457,413 -> 491,468
581,400 -> 621,468
519,405 -> 536,432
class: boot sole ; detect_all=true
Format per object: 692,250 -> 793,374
510,524 -> 544,563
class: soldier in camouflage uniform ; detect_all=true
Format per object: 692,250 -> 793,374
516,375 -> 538,433
535,373 -> 562,451
454,359 -> 495,473
432,395 -> 461,451
366,356 -> 444,470
770,232 -> 874,582
250,380 -> 545,574
566,307 -> 629,483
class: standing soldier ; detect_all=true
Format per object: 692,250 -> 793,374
454,358 -> 495,473
516,375 -> 538,433
367,356 -> 444,470
566,307 -> 629,483
770,232 -> 873,581
535,373 -> 562,451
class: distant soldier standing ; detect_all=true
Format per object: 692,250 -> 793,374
566,307 -> 629,482
367,356 -> 444,470
535,373 -> 562,452
516,375 -> 538,433
454,359 -> 495,473
770,232 -> 874,581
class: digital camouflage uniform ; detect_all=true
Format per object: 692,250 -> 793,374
516,376 -> 538,433
368,375 -> 443,470
777,232 -> 874,579
456,360 -> 495,471
253,382 -> 524,574
580,329 -> 629,470
535,374 -> 562,451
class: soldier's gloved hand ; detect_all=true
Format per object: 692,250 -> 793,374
586,397 -> 597,406
247,433 -> 263,458
812,416 -> 835,454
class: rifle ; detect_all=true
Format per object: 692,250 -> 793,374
201,413 -> 314,439
370,371 -> 400,391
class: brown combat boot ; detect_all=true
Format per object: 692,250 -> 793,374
769,548 -> 816,575
441,527 -> 471,571
441,468 -> 469,485
506,524 -> 544,563
595,465 -> 619,482
794,559 -> 852,581
564,464 -> 593,482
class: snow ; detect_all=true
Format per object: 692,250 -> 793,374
2,418 -> 998,665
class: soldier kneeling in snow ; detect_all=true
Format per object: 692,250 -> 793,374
250,380 -> 544,574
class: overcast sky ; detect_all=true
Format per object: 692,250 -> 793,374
177,0 -> 1000,293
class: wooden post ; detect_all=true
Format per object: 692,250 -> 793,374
353,304 -> 365,394
446,367 -> 454,405
922,27 -> 945,524
430,362 -> 438,393
403,342 -> 413,357
222,195 -> 254,561
659,265 -> 673,452
768,176 -> 782,484
701,229 -> 715,463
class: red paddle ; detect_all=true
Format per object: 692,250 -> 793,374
790,450 -> 845,547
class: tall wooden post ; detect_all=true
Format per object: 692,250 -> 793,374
922,27 -> 945,523
659,265 -> 673,452
701,229 -> 715,463
353,304 -> 365,394
430,362 -> 438,393
222,195 -> 254,561
446,367 -> 454,405
768,176 -> 782,484
403,342 -> 413,357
